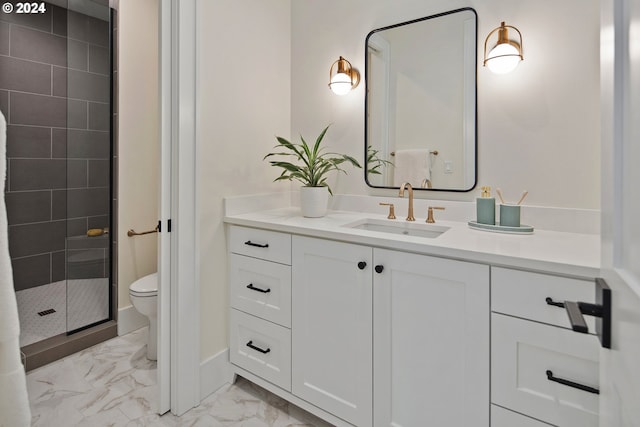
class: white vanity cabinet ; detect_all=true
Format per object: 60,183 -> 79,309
226,221 -> 597,427
490,267 -> 600,427
292,236 -> 373,427
291,236 -> 490,427
373,249 -> 490,427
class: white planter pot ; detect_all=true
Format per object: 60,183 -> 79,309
300,186 -> 329,218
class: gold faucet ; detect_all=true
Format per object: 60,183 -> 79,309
421,178 -> 432,189
398,182 -> 415,221
379,203 -> 396,219
426,206 -> 446,223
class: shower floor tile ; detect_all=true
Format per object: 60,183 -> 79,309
16,278 -> 109,347
16,281 -> 67,347
67,278 -> 109,331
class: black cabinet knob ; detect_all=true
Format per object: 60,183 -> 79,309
375,265 -> 384,274
357,261 -> 367,270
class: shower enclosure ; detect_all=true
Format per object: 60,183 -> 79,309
0,0 -> 117,369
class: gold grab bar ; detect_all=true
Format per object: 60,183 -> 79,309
127,225 -> 159,237
390,150 -> 439,156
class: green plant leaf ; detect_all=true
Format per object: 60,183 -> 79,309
264,125 -> 361,189
313,125 -> 330,159
366,145 -> 393,175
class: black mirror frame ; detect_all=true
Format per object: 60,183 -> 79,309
364,7 -> 478,192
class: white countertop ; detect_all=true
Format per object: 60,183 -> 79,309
224,207 -> 600,279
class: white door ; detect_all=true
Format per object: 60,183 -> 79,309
291,236 -> 373,427
372,249 -> 490,427
599,0 -> 640,424
157,0 -> 200,416
157,0 -> 172,414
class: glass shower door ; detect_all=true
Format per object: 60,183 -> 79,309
3,1 -> 114,350
64,0 -> 113,333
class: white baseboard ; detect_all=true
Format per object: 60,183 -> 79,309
200,348 -> 233,401
117,305 -> 148,336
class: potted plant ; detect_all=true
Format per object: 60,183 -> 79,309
264,125 -> 361,217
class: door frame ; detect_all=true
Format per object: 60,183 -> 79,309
599,0 -> 640,424
158,0 -> 200,416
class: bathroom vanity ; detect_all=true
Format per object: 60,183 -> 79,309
225,201 -> 600,427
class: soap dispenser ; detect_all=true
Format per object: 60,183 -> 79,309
476,186 -> 496,225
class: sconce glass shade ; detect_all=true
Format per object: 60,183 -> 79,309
483,22 -> 523,74
329,56 -> 360,95
330,73 -> 353,95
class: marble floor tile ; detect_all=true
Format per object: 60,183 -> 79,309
26,327 -> 333,427
76,407 -> 132,427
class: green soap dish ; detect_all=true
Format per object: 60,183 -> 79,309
468,221 -> 534,234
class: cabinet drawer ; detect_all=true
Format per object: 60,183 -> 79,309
492,313 -> 599,427
491,405 -> 552,427
230,254 -> 291,327
229,226 -> 291,265
230,309 -> 291,391
492,267 -> 596,332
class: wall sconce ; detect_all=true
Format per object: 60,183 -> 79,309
328,56 -> 360,95
483,22 -> 523,74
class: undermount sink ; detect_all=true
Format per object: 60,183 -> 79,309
344,218 -> 450,239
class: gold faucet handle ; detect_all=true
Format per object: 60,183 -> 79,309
379,203 -> 396,219
426,206 -> 445,223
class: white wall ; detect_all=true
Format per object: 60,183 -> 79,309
197,0 -> 291,359
291,0 -> 601,209
192,0 -> 600,362
117,0 -> 159,310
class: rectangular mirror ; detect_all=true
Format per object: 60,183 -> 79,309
365,8 -> 477,191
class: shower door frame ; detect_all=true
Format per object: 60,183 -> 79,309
12,0 -> 119,371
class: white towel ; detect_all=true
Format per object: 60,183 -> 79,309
0,339 -> 31,427
393,149 -> 430,187
0,111 -> 31,426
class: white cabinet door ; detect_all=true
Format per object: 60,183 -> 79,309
373,249 -> 490,427
291,236 -> 373,427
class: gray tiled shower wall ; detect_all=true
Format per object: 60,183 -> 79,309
0,2 -> 114,292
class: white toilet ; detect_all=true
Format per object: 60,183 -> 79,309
129,272 -> 158,360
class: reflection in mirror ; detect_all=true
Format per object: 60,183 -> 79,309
365,8 -> 477,191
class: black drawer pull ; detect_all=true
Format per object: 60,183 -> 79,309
375,265 -> 384,274
246,283 -> 271,294
358,261 -> 367,270
545,297 -> 565,308
244,240 -> 269,248
546,370 -> 599,394
246,340 -> 271,354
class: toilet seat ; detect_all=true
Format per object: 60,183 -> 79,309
130,289 -> 157,297
129,273 -> 158,297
